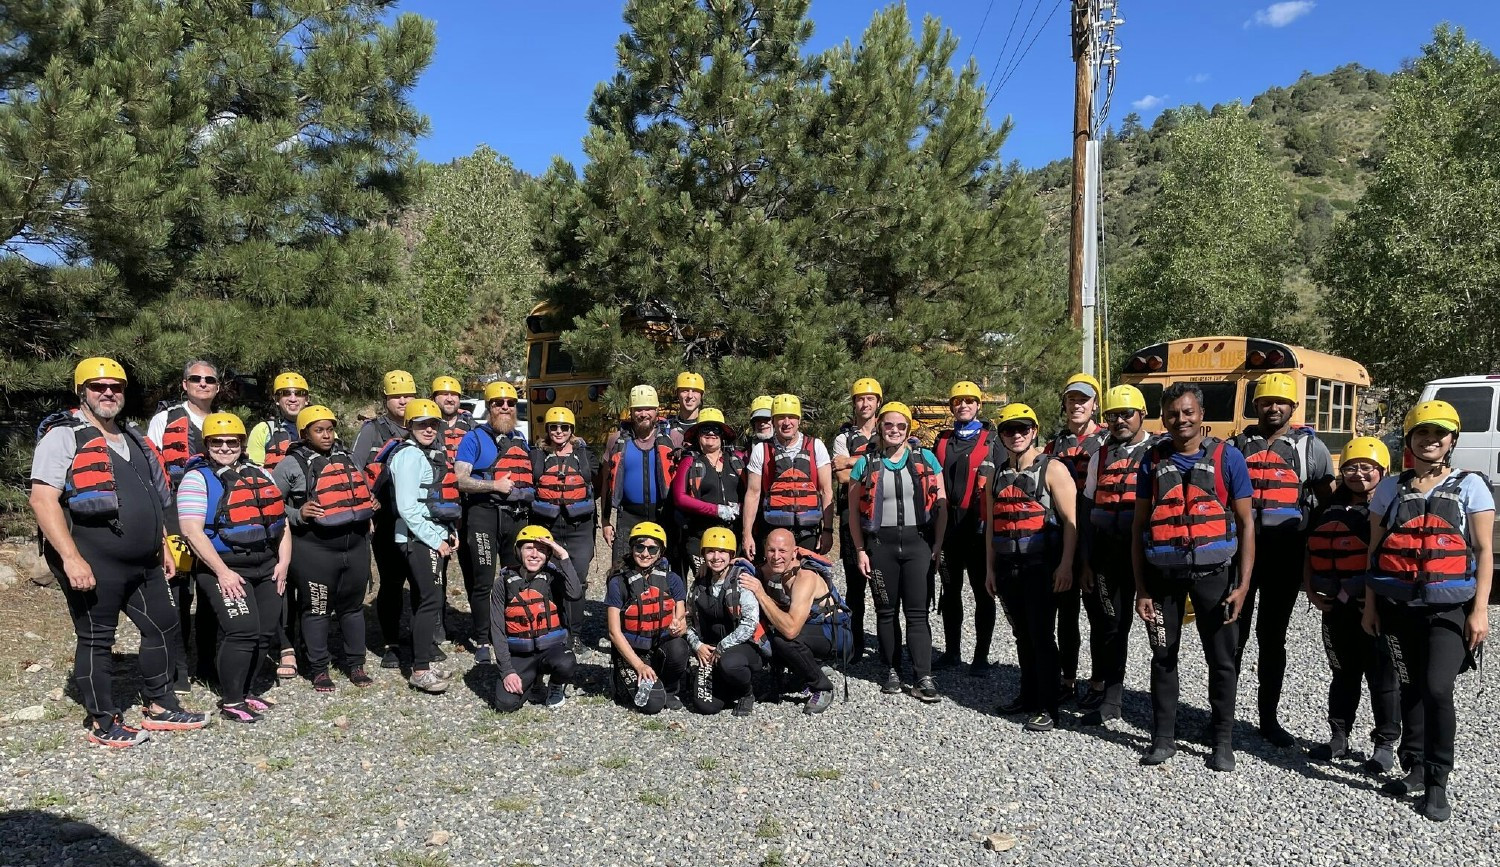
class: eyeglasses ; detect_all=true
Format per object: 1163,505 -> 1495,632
999,424 -> 1034,437
1340,464 -> 1379,477
632,542 -> 661,554
276,389 -> 308,398
207,438 -> 241,450
546,423 -> 572,432
1103,410 -> 1138,423
882,423 -> 909,432
185,374 -> 219,385
85,382 -> 124,394
489,398 -> 516,408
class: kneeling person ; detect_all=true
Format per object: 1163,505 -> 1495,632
685,529 -> 768,716
491,526 -> 581,712
606,522 -> 690,714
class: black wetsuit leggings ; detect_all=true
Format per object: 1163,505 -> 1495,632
1380,599 -> 1469,784
1089,534 -> 1137,714
840,523 -> 869,650
1145,564 -> 1240,746
403,539 -> 445,669
58,559 -> 179,729
494,645 -> 577,712
939,530 -> 994,663
461,504 -> 523,647
1321,600 -> 1399,748
687,643 -> 764,714
613,637 -> 691,714
868,526 -> 934,681
292,530 -> 370,675
195,570 -> 280,704
1235,534 -> 1303,723
996,556 -> 1061,717
770,631 -> 837,692
549,518 -> 596,639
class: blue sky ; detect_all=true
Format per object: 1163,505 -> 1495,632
398,1 -> 1500,174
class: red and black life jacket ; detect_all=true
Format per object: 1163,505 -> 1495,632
500,565 -> 569,653
935,425 -> 992,514
836,423 -> 877,516
189,457 -> 286,559
989,455 -> 1057,557
855,447 -> 941,531
359,415 -> 407,489
604,433 -> 675,510
1046,425 -> 1107,489
372,440 -> 461,524
758,550 -> 855,655
287,443 -> 375,528
468,424 -> 534,509
760,436 -> 823,529
618,562 -> 677,650
261,416 -> 299,471
531,445 -> 596,521
39,411 -> 171,520
1142,438 -> 1237,570
1307,502 -> 1371,599
1089,436 -> 1151,536
443,413 -> 476,464
683,451 -> 745,506
1368,471 -> 1478,605
159,403 -> 205,487
1232,426 -> 1313,530
690,560 -> 769,653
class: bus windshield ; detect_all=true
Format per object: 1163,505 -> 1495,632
1139,381 -> 1237,422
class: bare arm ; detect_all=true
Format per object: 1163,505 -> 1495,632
1467,509 -> 1493,649
1047,459 -> 1077,590
743,571 -> 814,639
1226,496 -> 1255,621
740,466 -> 763,554
454,460 -> 502,494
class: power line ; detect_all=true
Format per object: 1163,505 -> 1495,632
968,0 -> 997,61
988,0 -> 1067,106
983,1 -> 1028,95
985,0 -> 1044,97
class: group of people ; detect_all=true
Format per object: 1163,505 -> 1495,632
29,358 -> 1492,821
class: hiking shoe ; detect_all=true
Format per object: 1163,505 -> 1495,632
804,689 -> 833,715
312,671 -> 336,693
1381,766 -> 1426,797
732,695 -> 755,717
345,666 -> 373,688
380,645 -> 402,670
218,702 -> 262,724
1422,785 -> 1452,822
545,685 -> 567,709
140,706 -> 209,731
933,651 -> 961,670
408,669 -> 449,694
87,717 -> 149,749
968,659 -> 994,678
994,696 -> 1027,716
664,692 -> 684,711
910,676 -> 941,704
880,669 -> 903,694
1024,711 -> 1055,732
1260,720 -> 1296,748
1141,740 -> 1177,766
1208,746 -> 1236,773
473,645 -> 494,665
1363,746 -> 1396,774
244,695 -> 272,713
1078,687 -> 1107,711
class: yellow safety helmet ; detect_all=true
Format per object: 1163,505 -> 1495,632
675,372 -> 705,393
771,394 -> 802,419
878,401 -> 914,428
544,407 -> 576,427
430,375 -> 463,396
630,521 -> 668,546
383,370 -> 417,397
685,407 -> 736,443
851,377 -> 883,399
949,380 -> 983,402
297,405 -> 338,433
995,403 -> 1039,428
485,381 -> 519,402
165,535 -> 194,574
273,371 -> 309,393
1063,373 -> 1101,399
1341,437 -> 1390,472
1102,385 -> 1147,415
749,395 -> 775,420
403,399 -> 442,425
629,384 -> 659,409
515,525 -> 555,548
1404,400 -> 1461,435
202,412 -> 247,439
700,527 -> 737,553
1252,372 -> 1298,405
73,357 -> 128,389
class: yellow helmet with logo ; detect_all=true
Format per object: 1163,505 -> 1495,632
700,527 -> 737,553
996,403 -> 1039,428
515,525 -> 555,548
485,381 -> 519,402
949,381 -> 983,402
851,378 -> 883,399
1063,373 -> 1101,399
296,405 -> 338,433
629,521 -> 668,546
165,535 -> 194,573
544,407 -> 576,427
273,371 -> 308,393
430,375 -> 463,396
629,384 -> 659,409
403,399 -> 442,425
1341,436 -> 1390,472
383,370 -> 417,397
202,412 -> 247,439
675,372 -> 705,393
878,401 -> 914,428
1102,385 -> 1147,415
1404,400 -> 1461,435
771,394 -> 802,418
1252,372 -> 1298,404
73,357 -> 128,389
749,395 -> 774,420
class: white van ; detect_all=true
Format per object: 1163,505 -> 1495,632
1417,375 -> 1500,484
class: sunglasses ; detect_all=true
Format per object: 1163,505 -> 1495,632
632,542 -> 662,554
547,423 -> 573,432
882,422 -> 909,431
85,382 -> 125,395
277,389 -> 309,398
186,374 -> 219,385
952,397 -> 979,405
207,438 -> 241,450
697,427 -> 723,437
999,424 -> 1034,437
1103,410 -> 1138,422
489,398 -> 516,408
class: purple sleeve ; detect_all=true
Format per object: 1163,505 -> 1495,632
671,454 -> 720,519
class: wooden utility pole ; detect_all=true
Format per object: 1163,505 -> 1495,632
1068,0 -> 1096,330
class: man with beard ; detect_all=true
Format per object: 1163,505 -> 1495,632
600,385 -> 677,564
737,395 -> 774,455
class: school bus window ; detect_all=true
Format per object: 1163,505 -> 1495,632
1340,384 -> 1355,432
1434,385 -> 1495,433
1304,377 -> 1319,428
527,342 -> 544,380
1138,383 -> 1163,419
1319,380 -> 1333,431
544,341 -> 576,376
1198,382 -> 1237,422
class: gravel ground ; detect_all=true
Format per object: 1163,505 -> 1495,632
1,548 -> 1498,867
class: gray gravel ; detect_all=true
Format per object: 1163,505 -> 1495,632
1,554 -> 1498,867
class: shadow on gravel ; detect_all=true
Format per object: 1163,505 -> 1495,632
0,811 -> 162,867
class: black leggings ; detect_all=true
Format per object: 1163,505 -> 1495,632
996,556 -> 1061,716
1380,599 -> 1469,783
839,524 -> 868,648
770,631 -> 837,692
1089,535 -> 1136,713
550,518 -> 596,640
687,643 -> 764,713
372,514 -> 406,648
58,557 -> 179,729
869,526 -> 934,680
613,637 -> 691,714
168,575 -> 219,683
493,644 -> 577,712
1235,535 -> 1303,722
292,531 -> 369,674
461,505 -> 522,647
939,530 -> 994,662
1321,601 -> 1399,747
195,570 -> 280,704
1145,565 -> 1241,746
403,540 -> 445,669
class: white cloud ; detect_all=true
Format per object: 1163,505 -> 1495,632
1246,1 -> 1315,29
1188,72 -> 1211,84
1132,94 -> 1165,111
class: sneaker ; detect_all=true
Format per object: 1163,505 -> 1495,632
545,685 -> 567,709
993,696 -> 1027,716
880,669 -> 903,695
312,671 -> 336,693
804,689 -> 833,715
664,692 -> 684,711
140,706 -> 210,731
380,645 -> 402,670
244,695 -> 272,713
1078,687 -> 1107,711
1141,740 -> 1177,766
967,659 -> 994,678
1024,711 -> 1055,732
933,651 -> 961,670
87,716 -> 150,749
732,694 -> 755,717
218,702 -> 262,724
345,666 -> 374,688
1363,746 -> 1397,775
910,676 -> 941,704
474,645 -> 494,665
408,669 -> 450,694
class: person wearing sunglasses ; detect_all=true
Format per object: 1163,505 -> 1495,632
529,406 -> 599,653
932,380 -> 997,675
1077,385 -> 1153,726
1302,437 -> 1398,772
848,401 -> 948,702
672,408 -> 744,581
742,394 -> 835,560
832,378 -> 883,661
605,522 -> 689,713
683,528 -> 768,716
176,413 -> 291,722
454,380 -> 534,665
600,385 -> 677,564
247,370 -> 310,682
31,357 -> 209,747
1363,401 -> 1493,821
353,371 -> 421,670
491,526 -> 581,711
983,403 -> 1077,731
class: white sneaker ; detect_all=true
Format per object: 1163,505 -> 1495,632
545,684 -> 567,709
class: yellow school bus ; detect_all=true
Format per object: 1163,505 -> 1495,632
1118,336 -> 1371,459
524,303 -> 612,445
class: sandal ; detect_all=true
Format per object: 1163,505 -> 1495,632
276,649 -> 298,681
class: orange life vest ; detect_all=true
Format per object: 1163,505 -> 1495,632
190,458 -> 286,559
1142,439 -> 1237,570
261,417 -> 299,471
618,563 -> 677,650
1089,436 -> 1150,536
1369,471 -> 1478,605
989,455 -> 1057,557
1232,427 -> 1312,530
443,414 -> 476,464
856,448 -> 941,531
287,444 -> 375,528
760,437 -> 823,529
1046,426 -> 1107,488
467,423 -> 534,509
43,412 -> 171,520
159,404 -> 204,487
934,425 -> 992,514
1306,501 -> 1371,598
531,445 -> 596,521
500,565 -> 569,653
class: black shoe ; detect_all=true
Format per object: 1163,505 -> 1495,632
1141,740 -> 1177,766
430,647 -> 448,663
1078,687 -> 1107,711
1080,706 -> 1120,727
1057,682 -> 1079,706
1421,785 -> 1452,822
1310,735 -> 1350,761
967,659 -> 993,678
1381,766 -> 1426,796
994,696 -> 1027,716
732,695 -> 754,717
344,666 -> 373,688
1024,712 -> 1055,732
1260,720 -> 1296,748
380,645 -> 402,670
1207,746 -> 1236,773
881,669 -> 903,694
933,651 -> 961,670
1363,746 -> 1396,774
664,693 -> 684,712
910,677 -> 940,704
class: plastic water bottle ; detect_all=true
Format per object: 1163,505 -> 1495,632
634,676 -> 656,707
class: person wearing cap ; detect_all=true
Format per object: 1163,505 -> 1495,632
490,526 -> 582,711
248,371 -> 310,682
832,378 -> 882,658
354,370 -> 419,669
1302,437 -> 1398,769
529,406 -> 599,650
742,394 -> 835,559
605,521 -> 690,713
31,358 -> 210,747
1363,400 -> 1493,821
932,380 -> 997,674
600,385 -> 677,564
273,404 -> 377,692
671,408 -> 744,580
454,381 -> 535,665
740,395 -> 775,453
176,413 -> 292,722
663,371 -> 706,446
1043,373 -> 1109,705
1230,372 -> 1334,748
1077,385 -> 1153,726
